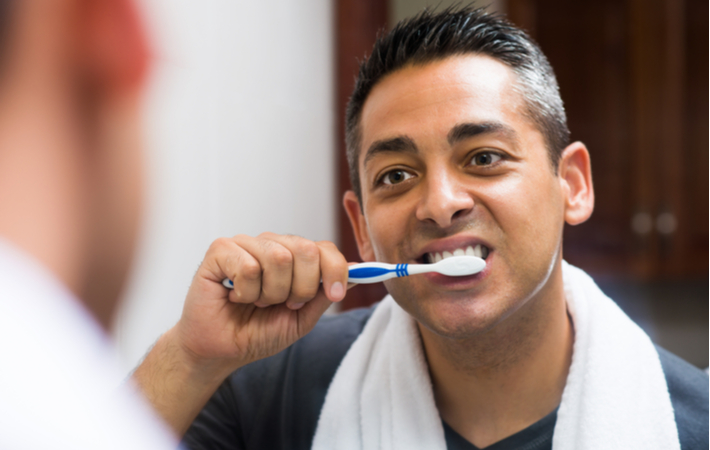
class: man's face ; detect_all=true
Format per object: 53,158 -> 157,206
347,55 -> 568,338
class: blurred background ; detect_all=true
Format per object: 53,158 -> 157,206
115,0 -> 337,372
114,0 -> 708,373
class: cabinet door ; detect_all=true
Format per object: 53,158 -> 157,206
335,0 -> 390,310
509,0 -> 708,279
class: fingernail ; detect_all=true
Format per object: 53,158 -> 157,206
330,281 -> 344,300
290,302 -> 305,310
254,301 -> 268,308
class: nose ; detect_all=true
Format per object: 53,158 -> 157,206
415,169 -> 474,228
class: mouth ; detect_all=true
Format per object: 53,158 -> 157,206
420,243 -> 491,264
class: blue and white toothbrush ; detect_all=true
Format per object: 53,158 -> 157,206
346,255 -> 485,284
221,255 -> 486,288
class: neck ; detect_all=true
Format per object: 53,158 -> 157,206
420,265 -> 573,448
0,71 -> 121,328
0,86 -> 88,288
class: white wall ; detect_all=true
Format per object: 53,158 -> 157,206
113,0 -> 335,374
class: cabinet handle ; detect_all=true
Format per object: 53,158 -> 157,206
631,212 -> 653,235
656,212 -> 676,235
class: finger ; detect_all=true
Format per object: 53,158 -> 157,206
268,235 -> 322,310
316,240 -> 349,302
235,234 -> 293,306
225,246 -> 263,304
201,237 -> 262,304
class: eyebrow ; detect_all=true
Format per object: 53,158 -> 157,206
447,122 -> 519,146
363,136 -> 418,168
362,121 -> 519,169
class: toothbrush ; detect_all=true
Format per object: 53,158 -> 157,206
221,255 -> 486,288
346,255 -> 485,284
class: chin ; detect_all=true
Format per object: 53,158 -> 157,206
397,289 -> 510,340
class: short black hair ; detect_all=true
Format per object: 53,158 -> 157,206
345,5 -> 569,203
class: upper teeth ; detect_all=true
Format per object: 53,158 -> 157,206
427,244 -> 489,263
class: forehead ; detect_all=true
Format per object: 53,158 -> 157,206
359,55 -> 527,161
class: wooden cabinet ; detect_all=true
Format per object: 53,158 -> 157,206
508,0 -> 708,280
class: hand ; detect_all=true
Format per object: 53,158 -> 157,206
133,233 -> 348,436
174,232 -> 348,372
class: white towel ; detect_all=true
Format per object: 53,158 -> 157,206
312,261 -> 680,450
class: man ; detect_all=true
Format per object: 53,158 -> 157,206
0,0 -> 176,448
135,7 -> 708,450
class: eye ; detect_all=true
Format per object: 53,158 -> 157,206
470,151 -> 502,166
380,169 -> 414,185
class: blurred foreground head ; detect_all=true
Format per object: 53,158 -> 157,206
0,0 -> 149,329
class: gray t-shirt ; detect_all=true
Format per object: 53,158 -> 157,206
183,305 -> 708,450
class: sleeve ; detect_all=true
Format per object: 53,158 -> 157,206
657,346 -> 709,450
181,376 -> 246,450
181,306 -> 376,450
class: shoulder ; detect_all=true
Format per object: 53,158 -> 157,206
0,280 -> 176,449
242,303 -> 376,393
237,305 -> 376,395
295,304 -> 376,356
183,305 -> 377,450
656,346 -> 709,450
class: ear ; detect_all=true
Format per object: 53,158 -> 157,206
343,191 -> 376,261
79,0 -> 150,92
558,141 -> 594,225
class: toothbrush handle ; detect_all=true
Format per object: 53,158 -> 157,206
405,263 -> 437,276
347,262 -> 409,284
221,261 -> 416,289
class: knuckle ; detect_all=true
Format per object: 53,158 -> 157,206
240,260 -> 261,280
317,240 -> 337,251
269,248 -> 293,267
209,237 -> 230,252
296,240 -> 320,262
230,234 -> 249,245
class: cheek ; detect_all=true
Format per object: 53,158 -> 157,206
363,198 -> 412,261
483,171 -> 564,256
365,209 -> 395,261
